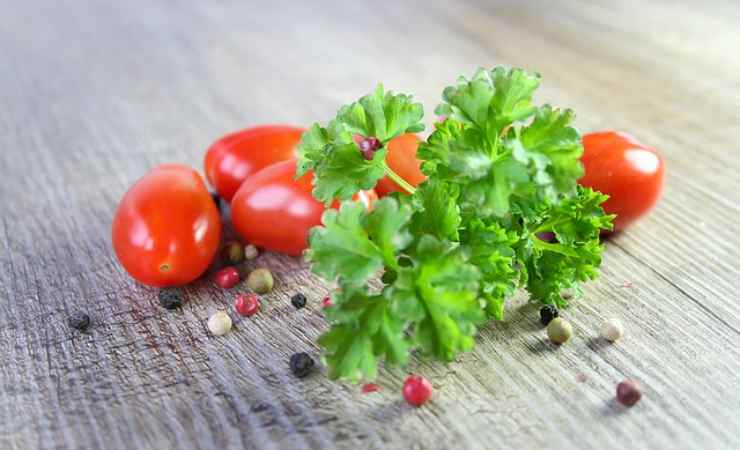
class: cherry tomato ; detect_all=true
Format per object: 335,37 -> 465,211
375,133 -> 426,196
204,125 -> 305,201
579,131 -> 665,232
230,160 -> 376,256
112,164 -> 221,287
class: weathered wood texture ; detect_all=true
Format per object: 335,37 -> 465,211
1,0 -> 739,449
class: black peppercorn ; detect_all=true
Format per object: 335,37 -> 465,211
289,352 -> 315,378
210,191 -> 222,213
68,311 -> 90,331
291,293 -> 307,309
158,289 -> 183,310
539,304 -> 558,326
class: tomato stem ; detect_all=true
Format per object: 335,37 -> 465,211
381,160 -> 416,195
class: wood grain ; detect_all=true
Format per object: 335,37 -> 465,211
1,0 -> 739,449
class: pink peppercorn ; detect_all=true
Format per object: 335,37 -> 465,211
215,266 -> 240,289
322,296 -> 333,308
402,375 -> 432,407
235,293 -> 260,317
616,379 -> 642,407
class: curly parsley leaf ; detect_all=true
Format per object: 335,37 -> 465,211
435,67 -> 540,133
390,236 -> 484,361
524,187 -> 615,306
461,219 -> 519,320
511,105 -> 584,200
319,286 -> 409,381
312,142 -> 388,204
296,86 -> 425,203
407,178 -> 461,241
307,198 -> 412,285
336,84 -> 425,143
418,119 -> 491,181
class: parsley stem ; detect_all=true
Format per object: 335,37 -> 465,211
381,160 -> 416,195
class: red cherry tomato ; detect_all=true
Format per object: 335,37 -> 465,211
204,125 -> 305,201
231,160 -> 376,256
580,131 -> 665,232
402,375 -> 432,406
112,164 -> 221,287
375,133 -> 426,196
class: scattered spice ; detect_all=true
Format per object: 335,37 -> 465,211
68,311 -> 90,331
158,289 -> 182,310
289,352 -> 315,378
362,383 -> 380,393
616,379 -> 642,407
575,373 -> 588,383
215,266 -> 240,289
322,296 -> 333,308
210,191 -> 222,213
222,241 -> 244,265
244,244 -> 259,260
247,268 -> 274,294
358,137 -> 381,160
539,304 -> 559,326
208,311 -> 232,336
402,375 -> 432,406
235,293 -> 260,317
621,281 -> 633,288
600,318 -> 624,342
547,317 -> 572,344
291,293 -> 307,309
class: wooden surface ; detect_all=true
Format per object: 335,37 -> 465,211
1,1 -> 739,449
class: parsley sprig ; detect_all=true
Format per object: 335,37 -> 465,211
297,67 -> 614,381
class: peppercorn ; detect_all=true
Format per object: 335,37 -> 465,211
158,289 -> 182,310
616,379 -> 642,407
215,266 -> 240,289
210,191 -> 222,213
362,383 -> 380,394
322,296 -> 333,308
247,268 -> 273,294
358,137 -> 381,160
402,375 -> 433,406
235,293 -> 260,317
289,352 -> 315,378
244,244 -> 259,260
539,304 -> 559,326
207,311 -> 232,336
547,317 -> 572,344
291,293 -> 307,309
68,311 -> 90,331
222,241 -> 244,265
600,318 -> 624,342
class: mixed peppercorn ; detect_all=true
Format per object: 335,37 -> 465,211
68,311 -> 90,331
144,241 -> 637,409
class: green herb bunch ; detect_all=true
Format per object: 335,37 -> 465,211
297,67 -> 614,380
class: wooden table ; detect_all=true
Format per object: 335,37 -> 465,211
2,1 -> 739,449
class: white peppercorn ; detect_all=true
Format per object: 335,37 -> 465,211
547,317 -> 572,344
244,244 -> 259,260
600,318 -> 624,342
208,311 -> 232,336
